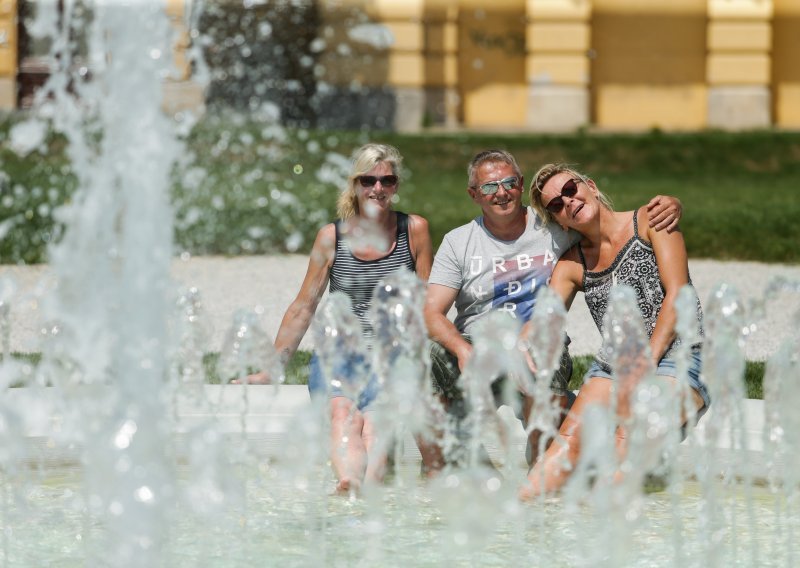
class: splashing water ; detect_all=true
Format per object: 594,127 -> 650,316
456,311 -> 528,470
339,214 -> 392,255
27,2 -> 183,563
0,275 -> 15,360
172,287 -> 211,389
520,287 -> 570,464
313,292 -> 371,402
218,308 -> 283,386
2,1 -> 800,566
368,269 -> 431,479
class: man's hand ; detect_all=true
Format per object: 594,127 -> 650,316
523,349 -> 538,376
646,195 -> 682,233
455,343 -> 473,372
519,322 -> 538,377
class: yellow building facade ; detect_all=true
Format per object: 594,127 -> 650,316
2,0 -> 799,132
0,0 -> 16,110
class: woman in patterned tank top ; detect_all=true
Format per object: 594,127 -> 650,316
243,143 -> 434,495
520,163 -> 710,498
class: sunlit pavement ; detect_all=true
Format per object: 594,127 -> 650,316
3,256 -> 798,361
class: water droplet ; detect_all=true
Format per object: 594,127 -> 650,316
135,486 -> 155,503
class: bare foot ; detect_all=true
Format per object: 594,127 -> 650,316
518,481 -> 537,501
421,466 -> 442,480
335,477 -> 361,497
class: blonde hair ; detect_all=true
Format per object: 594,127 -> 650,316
336,143 -> 403,220
529,163 -> 613,225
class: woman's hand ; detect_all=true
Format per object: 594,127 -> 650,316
230,371 -> 272,385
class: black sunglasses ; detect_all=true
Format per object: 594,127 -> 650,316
358,175 -> 398,188
544,178 -> 580,214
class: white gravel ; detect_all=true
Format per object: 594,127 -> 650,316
2,256 -> 799,361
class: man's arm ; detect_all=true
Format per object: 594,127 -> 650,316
424,284 -> 472,371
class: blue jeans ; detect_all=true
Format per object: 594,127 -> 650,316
584,349 -> 711,413
308,352 -> 380,411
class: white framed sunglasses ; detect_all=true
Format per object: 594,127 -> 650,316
476,175 -> 519,195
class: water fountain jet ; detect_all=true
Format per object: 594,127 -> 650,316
0,2 -> 799,566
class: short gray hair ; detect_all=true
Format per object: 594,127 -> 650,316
467,149 -> 522,189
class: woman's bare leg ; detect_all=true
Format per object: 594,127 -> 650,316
521,375 -> 706,499
521,377 -> 613,499
611,376 -> 705,484
361,410 -> 389,484
413,394 -> 448,477
330,397 -> 366,493
657,375 -> 706,422
522,392 -> 573,467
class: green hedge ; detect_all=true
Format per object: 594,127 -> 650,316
6,351 -> 765,398
208,351 -> 767,400
2,113 -> 800,265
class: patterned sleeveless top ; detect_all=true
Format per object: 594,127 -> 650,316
329,212 -> 416,341
579,209 -> 703,371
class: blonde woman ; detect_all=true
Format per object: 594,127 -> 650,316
248,143 -> 433,494
521,164 -> 710,497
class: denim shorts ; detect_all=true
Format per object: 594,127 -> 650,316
584,349 -> 711,412
308,352 -> 380,411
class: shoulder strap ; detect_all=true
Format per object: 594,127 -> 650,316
396,211 -> 408,234
633,207 -> 648,241
576,243 -> 587,268
396,211 -> 414,264
334,219 -> 343,243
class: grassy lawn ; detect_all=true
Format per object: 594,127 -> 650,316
378,130 -> 800,263
2,113 -> 800,264
174,125 -> 800,263
204,351 -> 768,400
9,350 -> 766,399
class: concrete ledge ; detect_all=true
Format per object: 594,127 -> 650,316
5,385 -> 772,479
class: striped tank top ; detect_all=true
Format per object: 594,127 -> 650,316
329,211 -> 416,340
579,209 -> 704,371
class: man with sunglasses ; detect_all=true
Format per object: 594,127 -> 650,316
423,149 -> 682,470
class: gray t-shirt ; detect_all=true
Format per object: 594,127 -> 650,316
429,207 -> 579,334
